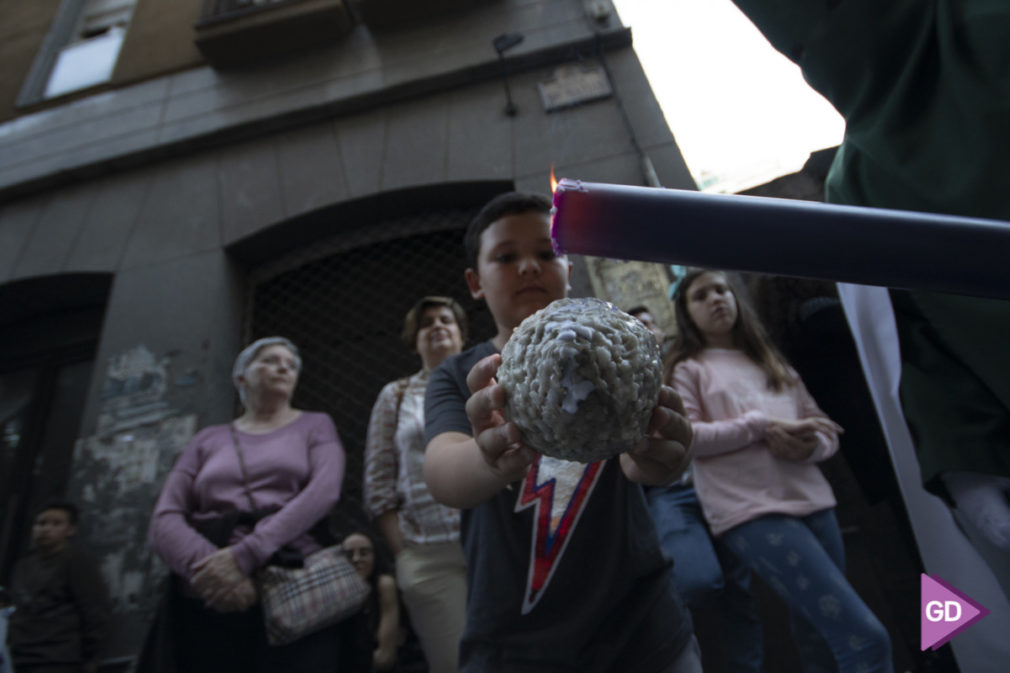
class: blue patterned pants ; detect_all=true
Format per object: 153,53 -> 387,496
647,484 -> 762,673
721,509 -> 893,673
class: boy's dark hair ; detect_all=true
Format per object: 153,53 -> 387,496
464,192 -> 552,270
36,500 -> 79,525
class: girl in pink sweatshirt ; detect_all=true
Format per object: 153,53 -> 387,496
669,269 -> 893,673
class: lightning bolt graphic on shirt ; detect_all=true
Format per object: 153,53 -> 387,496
515,454 -> 606,614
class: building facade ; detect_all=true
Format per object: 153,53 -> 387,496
0,0 -> 692,663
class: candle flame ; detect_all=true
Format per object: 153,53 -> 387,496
549,165 -> 558,194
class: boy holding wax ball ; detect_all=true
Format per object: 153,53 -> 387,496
423,192 -> 700,673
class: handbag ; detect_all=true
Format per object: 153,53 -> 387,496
229,424 -> 370,646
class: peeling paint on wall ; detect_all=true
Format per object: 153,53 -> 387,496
69,345 -> 202,637
78,414 -> 195,494
97,345 -> 174,436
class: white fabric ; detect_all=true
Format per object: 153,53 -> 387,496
943,472 -> 1010,550
838,283 -> 1010,673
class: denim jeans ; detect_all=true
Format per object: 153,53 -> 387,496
647,484 -> 763,673
722,509 -> 893,673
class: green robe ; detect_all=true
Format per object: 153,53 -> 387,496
732,0 -> 1010,495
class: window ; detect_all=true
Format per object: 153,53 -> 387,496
18,0 -> 137,105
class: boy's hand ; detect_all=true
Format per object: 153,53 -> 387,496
466,354 -> 538,482
621,386 -> 693,485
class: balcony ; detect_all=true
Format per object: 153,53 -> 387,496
195,0 -> 354,68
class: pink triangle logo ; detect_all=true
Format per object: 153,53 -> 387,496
921,574 -> 989,650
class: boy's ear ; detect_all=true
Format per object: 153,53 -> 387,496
465,267 -> 484,300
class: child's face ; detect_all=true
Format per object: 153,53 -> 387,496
465,210 -> 571,335
32,508 -> 76,554
685,272 -> 738,343
342,533 -> 375,580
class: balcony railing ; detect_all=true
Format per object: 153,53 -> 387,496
198,0 -> 303,27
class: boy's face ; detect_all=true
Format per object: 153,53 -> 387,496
32,508 -> 76,554
465,211 -> 571,334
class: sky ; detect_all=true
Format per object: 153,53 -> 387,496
611,0 -> 845,193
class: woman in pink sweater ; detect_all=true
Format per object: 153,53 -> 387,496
146,337 -> 346,673
669,270 -> 893,673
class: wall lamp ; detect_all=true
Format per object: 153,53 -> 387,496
493,32 -> 524,116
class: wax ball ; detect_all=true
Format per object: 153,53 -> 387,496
497,297 -> 663,463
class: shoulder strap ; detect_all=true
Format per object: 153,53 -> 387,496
393,376 -> 411,425
228,424 -> 258,512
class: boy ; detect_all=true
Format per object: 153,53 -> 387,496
423,192 -> 700,672
8,501 -> 109,673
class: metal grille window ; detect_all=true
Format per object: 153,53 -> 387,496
247,208 -> 495,533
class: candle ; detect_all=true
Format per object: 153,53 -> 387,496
551,179 -> 1010,299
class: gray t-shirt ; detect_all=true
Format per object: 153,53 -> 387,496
425,341 -> 692,673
